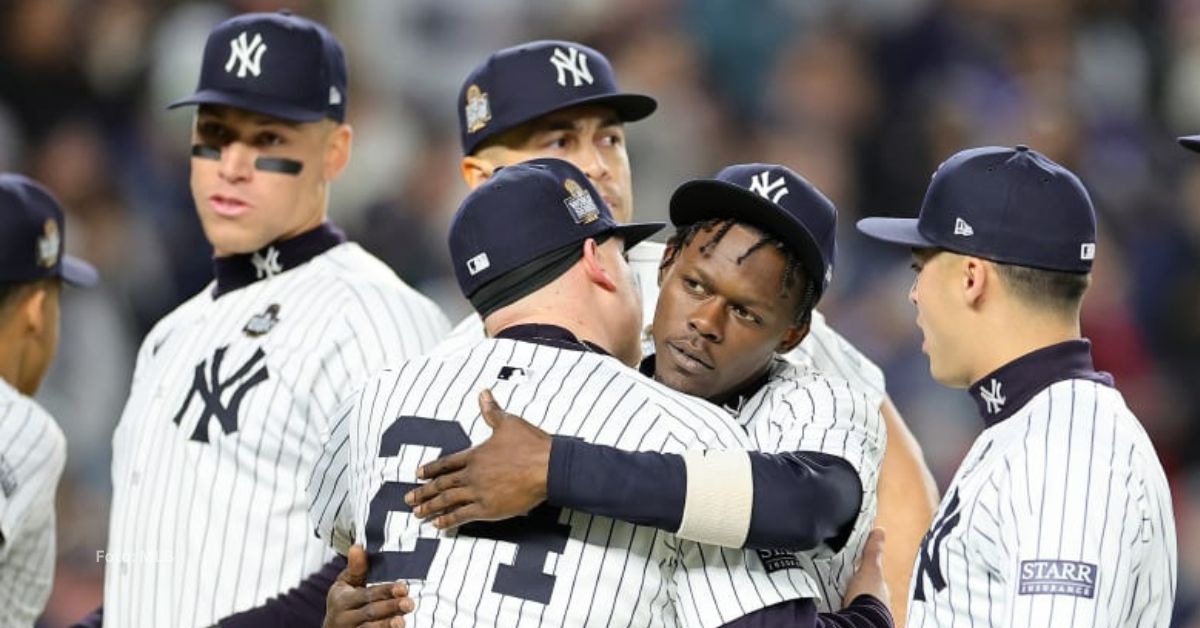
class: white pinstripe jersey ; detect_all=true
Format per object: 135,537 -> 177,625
0,378 -> 66,628
435,241 -> 891,617
105,242 -> 450,628
906,377 -> 1177,627
308,335 -> 819,627
727,359 -> 887,615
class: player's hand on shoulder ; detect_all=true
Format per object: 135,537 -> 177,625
844,528 -> 891,609
325,544 -> 414,628
405,389 -> 551,529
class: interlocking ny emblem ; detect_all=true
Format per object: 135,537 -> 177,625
550,47 -> 593,87
913,489 -> 961,602
172,346 -> 269,443
226,31 -> 267,78
252,247 -> 282,279
980,378 -> 1006,414
749,172 -> 789,204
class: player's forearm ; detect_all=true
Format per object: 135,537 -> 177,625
875,399 -> 938,628
714,596 -> 894,628
547,437 -> 861,550
217,555 -> 345,627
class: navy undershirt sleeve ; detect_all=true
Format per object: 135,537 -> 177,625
70,607 -> 103,628
216,554 -> 345,627
717,596 -> 894,628
546,437 -> 862,551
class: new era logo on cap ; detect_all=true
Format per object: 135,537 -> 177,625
1080,243 -> 1095,260
954,217 -> 974,237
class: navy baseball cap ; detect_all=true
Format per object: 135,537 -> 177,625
0,174 -> 97,287
857,145 -> 1097,272
169,10 -> 348,123
450,158 -> 663,308
669,163 -> 838,301
458,40 -> 657,155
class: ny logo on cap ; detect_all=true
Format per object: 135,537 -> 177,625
550,47 -> 593,87
749,171 -> 789,204
226,31 -> 267,78
37,219 -> 60,268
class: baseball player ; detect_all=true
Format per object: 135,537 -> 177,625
0,174 -> 97,627
857,145 -> 1177,626
309,158 -> 894,627
448,40 -> 936,621
404,163 -> 889,617
80,11 -> 449,628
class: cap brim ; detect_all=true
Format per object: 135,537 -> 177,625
855,217 -> 937,248
506,92 -> 657,134
464,92 -> 657,154
610,221 -> 665,249
669,180 -> 827,293
578,93 -> 658,124
61,255 -> 98,287
168,89 -> 327,123
1179,135 -> 1200,152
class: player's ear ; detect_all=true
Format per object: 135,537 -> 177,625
581,238 -> 619,293
20,284 -> 48,338
461,155 -> 495,190
657,243 -> 679,287
776,320 -> 810,354
322,123 -> 353,182
961,255 -> 988,307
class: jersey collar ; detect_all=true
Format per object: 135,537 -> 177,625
494,324 -> 613,357
968,339 -> 1113,428
212,223 -> 346,298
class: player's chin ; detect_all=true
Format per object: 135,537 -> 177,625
655,367 -> 711,399
201,219 -> 273,256
928,358 -> 969,389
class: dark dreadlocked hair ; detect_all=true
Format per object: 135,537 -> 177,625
660,218 -> 818,326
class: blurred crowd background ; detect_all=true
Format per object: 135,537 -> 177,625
1,0 -> 1197,624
